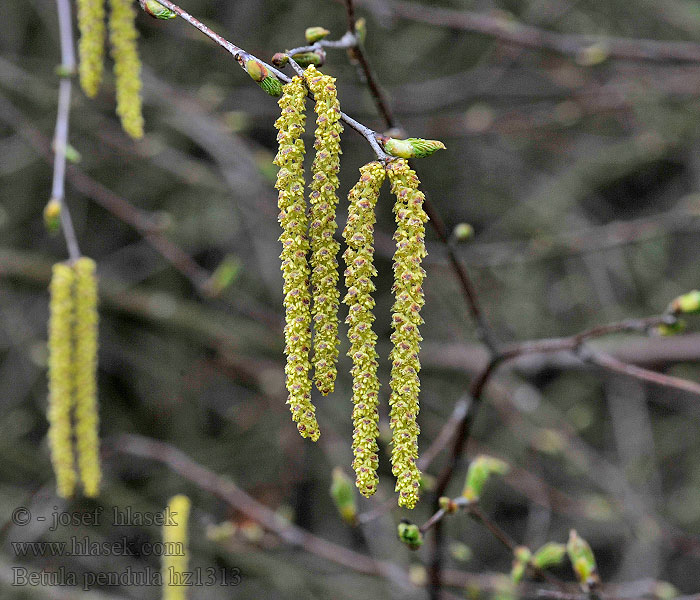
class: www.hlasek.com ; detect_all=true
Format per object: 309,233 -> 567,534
13,566 -> 242,589
12,537 -> 183,557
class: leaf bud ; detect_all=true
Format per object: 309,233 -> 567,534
305,27 -> 331,43
331,467 -> 357,525
397,519 -> 423,550
463,455 -> 509,501
382,137 -> 446,159
143,0 -> 177,19
44,198 -> 62,234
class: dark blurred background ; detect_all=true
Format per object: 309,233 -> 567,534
1,0 -> 700,598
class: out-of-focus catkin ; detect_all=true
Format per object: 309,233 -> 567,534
386,159 -> 428,509
274,77 -> 320,441
163,494 -> 191,600
48,263 -> 77,499
108,0 -> 144,139
304,65 -> 343,396
343,162 -> 385,497
77,0 -> 106,98
73,258 -> 101,497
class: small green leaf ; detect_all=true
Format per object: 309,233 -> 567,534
259,75 -> 283,97
669,290 -> 700,314
463,455 -> 509,501
532,542 -> 567,569
207,255 -> 241,296
330,467 -> 357,525
567,530 -> 598,589
383,137 -> 446,159
291,51 -> 323,67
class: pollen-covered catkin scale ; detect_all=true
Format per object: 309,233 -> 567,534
77,0 -> 106,98
108,0 -> 144,139
304,65 -> 343,396
48,263 -> 77,498
73,258 -> 101,497
343,162 -> 385,497
386,159 -> 429,509
274,77 -> 320,441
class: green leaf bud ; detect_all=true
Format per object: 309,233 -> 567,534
292,51 -> 325,67
383,137 -> 446,159
567,530 -> 599,590
532,542 -> 567,569
355,18 -> 367,45
143,0 -> 177,19
397,520 -> 423,550
259,75 -> 283,97
463,455 -> 509,501
206,255 -> 241,297
657,319 -> 686,336
44,198 -> 62,235
271,53 -> 289,67
669,290 -> 700,314
305,27 -> 331,43
453,222 -> 474,242
330,467 -> 357,524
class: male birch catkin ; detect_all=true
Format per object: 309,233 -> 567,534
108,0 -> 144,139
304,65 -> 343,396
47,259 -> 101,498
73,258 -> 101,497
386,159 -> 429,509
48,263 -> 77,499
343,162 -> 385,497
77,0 -> 106,98
274,77 -> 320,441
162,494 -> 191,600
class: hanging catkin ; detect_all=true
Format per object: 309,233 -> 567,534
77,0 -> 106,98
108,0 -> 144,139
73,257 -> 101,497
386,159 -> 428,509
47,259 -> 101,498
274,77 -> 320,441
304,65 -> 343,396
162,494 -> 191,600
343,162 -> 385,497
48,263 -> 77,499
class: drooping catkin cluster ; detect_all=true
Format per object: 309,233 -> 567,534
47,258 -> 101,498
274,77 -> 319,442
77,0 -> 106,98
272,66 -> 435,507
76,0 -> 144,138
304,65 -> 343,396
162,494 -> 191,600
343,162 -> 385,497
108,0 -> 144,139
386,159 -> 429,509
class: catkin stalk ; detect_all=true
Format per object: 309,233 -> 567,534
304,65 -> 343,395
343,162 -> 385,497
386,159 -> 428,509
274,77 -> 320,441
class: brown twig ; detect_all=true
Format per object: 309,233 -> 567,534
362,0 -> 700,64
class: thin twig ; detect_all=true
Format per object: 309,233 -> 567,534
52,0 -> 81,262
363,0 -> 700,64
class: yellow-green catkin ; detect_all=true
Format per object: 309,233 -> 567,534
108,0 -> 144,139
304,65 -> 343,396
386,159 -> 428,509
77,0 -> 106,98
163,494 -> 190,600
73,258 -> 101,497
274,77 -> 320,442
343,162 -> 385,497
48,263 -> 77,499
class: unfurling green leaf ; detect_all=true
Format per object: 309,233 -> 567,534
331,467 -> 357,525
397,520 -> 423,550
463,455 -> 509,501
305,27 -> 330,43
383,137 -> 446,159
143,0 -> 176,19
